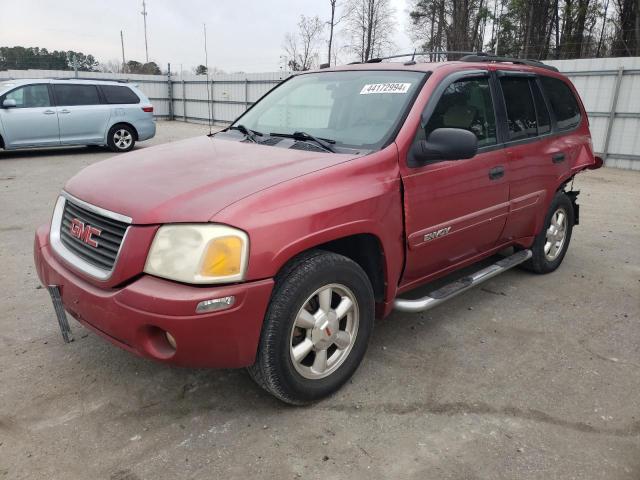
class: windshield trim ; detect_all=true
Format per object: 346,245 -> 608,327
229,69 -> 430,152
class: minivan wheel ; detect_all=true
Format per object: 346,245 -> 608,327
107,125 -> 136,152
248,250 -> 374,405
522,191 -> 574,274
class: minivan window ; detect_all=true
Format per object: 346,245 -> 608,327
3,84 -> 51,108
540,76 -> 581,130
423,77 -> 497,148
53,84 -> 100,106
233,70 -> 426,150
531,80 -> 551,135
500,77 -> 538,140
101,85 -> 140,104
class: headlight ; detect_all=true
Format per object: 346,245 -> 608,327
144,224 -> 249,284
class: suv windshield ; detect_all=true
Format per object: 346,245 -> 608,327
233,70 -> 426,151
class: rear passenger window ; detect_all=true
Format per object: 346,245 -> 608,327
53,84 -> 100,106
531,81 -> 551,135
101,85 -> 140,104
424,77 -> 497,147
500,77 -> 538,140
540,76 -> 581,130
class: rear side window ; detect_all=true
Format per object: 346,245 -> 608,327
101,85 -> 140,104
500,77 -> 538,140
540,76 -> 581,130
424,77 -> 497,147
3,84 -> 51,108
53,84 -> 100,106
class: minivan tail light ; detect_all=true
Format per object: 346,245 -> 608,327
142,106 -> 154,113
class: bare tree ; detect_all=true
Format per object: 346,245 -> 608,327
98,59 -> 125,73
283,15 -> 325,71
348,0 -> 396,61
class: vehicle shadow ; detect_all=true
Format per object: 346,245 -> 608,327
0,146 -> 105,159
0,145 -> 143,159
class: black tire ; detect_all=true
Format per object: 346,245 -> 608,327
248,250 -> 375,405
522,191 -> 574,274
107,124 -> 136,153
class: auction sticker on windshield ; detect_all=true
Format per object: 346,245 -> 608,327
360,83 -> 412,94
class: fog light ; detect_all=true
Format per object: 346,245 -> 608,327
196,295 -> 236,314
165,332 -> 177,349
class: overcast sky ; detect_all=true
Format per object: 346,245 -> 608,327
1,0 -> 415,73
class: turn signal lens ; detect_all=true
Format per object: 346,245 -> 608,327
200,236 -> 243,277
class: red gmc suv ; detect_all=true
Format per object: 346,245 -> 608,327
34,55 -> 602,404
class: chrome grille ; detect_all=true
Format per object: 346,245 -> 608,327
59,199 -> 128,271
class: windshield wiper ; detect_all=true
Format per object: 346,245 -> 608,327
228,124 -> 263,143
270,131 -> 336,153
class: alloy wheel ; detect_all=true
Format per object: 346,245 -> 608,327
113,129 -> 133,150
289,283 -> 359,380
544,207 -> 568,261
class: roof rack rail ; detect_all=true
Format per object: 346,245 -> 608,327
51,77 -> 129,83
364,51 -> 483,64
459,54 -> 559,72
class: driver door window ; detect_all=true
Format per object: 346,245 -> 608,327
422,78 -> 497,148
4,84 -> 52,108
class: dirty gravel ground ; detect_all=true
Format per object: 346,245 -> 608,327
1,122 -> 638,479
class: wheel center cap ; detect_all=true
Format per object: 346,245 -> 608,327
312,311 -> 338,349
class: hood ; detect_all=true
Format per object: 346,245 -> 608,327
65,136 -> 360,224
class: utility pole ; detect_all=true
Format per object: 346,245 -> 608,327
204,24 -> 212,134
141,0 -> 149,63
120,30 -> 126,73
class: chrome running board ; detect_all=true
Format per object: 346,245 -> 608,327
393,249 -> 532,313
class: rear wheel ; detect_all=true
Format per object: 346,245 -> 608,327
248,251 -> 374,405
107,125 -> 136,152
522,191 -> 574,274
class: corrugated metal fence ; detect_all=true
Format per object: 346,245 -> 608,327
3,58 -> 640,170
546,57 -> 640,170
0,68 -> 287,125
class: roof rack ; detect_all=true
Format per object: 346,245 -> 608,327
51,77 -> 129,83
459,54 -> 559,72
363,51 -> 482,65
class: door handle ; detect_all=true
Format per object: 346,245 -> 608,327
43,110 -> 56,115
488,166 -> 505,180
552,152 -> 566,163
60,109 -> 71,114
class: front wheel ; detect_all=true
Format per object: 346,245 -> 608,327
107,125 -> 136,152
248,250 -> 374,405
522,191 -> 574,274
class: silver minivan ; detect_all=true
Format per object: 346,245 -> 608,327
0,78 -> 156,153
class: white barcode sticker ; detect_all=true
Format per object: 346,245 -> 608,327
359,83 -> 412,95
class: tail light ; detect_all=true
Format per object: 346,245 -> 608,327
142,106 -> 154,113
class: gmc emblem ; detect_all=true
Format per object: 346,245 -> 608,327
69,218 -> 101,247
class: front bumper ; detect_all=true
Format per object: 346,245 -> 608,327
34,225 -> 273,368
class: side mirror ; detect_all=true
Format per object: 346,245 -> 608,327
409,128 -> 478,165
2,99 -> 17,108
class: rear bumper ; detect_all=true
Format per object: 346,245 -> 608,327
34,225 -> 273,368
135,118 -> 156,141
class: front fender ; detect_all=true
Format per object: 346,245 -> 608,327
214,146 -> 405,304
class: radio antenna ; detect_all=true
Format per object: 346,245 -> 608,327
203,23 -> 213,136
